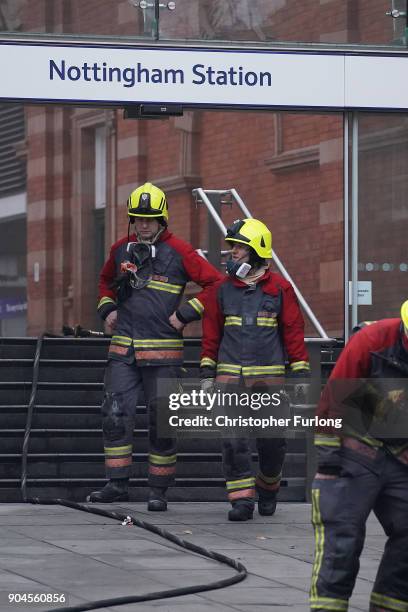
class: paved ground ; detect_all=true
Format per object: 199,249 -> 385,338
0,502 -> 385,612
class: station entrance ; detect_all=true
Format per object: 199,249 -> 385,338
0,35 -> 407,503
0,39 -> 407,340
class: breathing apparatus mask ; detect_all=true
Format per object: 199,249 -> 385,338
112,242 -> 156,300
226,248 -> 263,279
226,259 -> 252,279
122,242 -> 156,289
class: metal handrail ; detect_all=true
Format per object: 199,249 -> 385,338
193,187 -> 334,342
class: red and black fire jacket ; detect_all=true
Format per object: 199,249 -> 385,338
315,318 -> 408,469
200,270 -> 310,378
98,229 -> 223,366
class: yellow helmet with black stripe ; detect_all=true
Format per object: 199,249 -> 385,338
401,299 -> 408,331
225,218 -> 272,259
127,183 -> 168,221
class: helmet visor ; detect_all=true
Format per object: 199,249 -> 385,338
225,220 -> 251,245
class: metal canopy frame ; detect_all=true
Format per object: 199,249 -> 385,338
193,188 -> 332,342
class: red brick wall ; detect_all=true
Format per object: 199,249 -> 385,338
26,105 -> 73,335
21,0 -> 398,43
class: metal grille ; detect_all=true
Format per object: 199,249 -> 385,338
0,104 -> 26,197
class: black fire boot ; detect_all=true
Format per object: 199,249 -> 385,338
87,478 -> 129,503
147,487 -> 168,511
258,492 -> 277,516
228,499 -> 254,522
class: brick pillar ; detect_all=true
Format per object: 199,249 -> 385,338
71,111 -> 98,329
26,106 -> 72,335
25,0 -> 74,335
115,116 -> 147,239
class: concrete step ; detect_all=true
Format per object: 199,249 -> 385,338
0,337 -> 203,361
0,360 -> 107,382
0,477 -> 306,503
0,428 -> 308,453
0,382 -> 105,405
0,360 -> 202,383
0,452 -> 306,479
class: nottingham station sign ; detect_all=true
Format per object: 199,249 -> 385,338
0,40 -> 408,111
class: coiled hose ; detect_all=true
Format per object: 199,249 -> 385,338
21,333 -> 248,612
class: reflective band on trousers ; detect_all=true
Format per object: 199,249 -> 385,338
310,489 -> 325,602
111,335 -> 133,347
104,445 -> 132,456
149,465 -> 176,476
241,365 -> 285,376
135,350 -> 183,360
217,363 -> 242,374
133,339 -> 183,348
149,453 -> 177,465
109,345 -> 129,355
310,597 -> 348,611
228,489 -> 255,501
226,477 -> 255,491
370,592 -> 408,612
106,457 -> 132,468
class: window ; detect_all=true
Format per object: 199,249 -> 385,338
0,104 -> 26,197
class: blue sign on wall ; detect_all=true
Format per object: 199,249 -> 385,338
0,298 -> 27,319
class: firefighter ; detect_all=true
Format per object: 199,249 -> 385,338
88,183 -> 223,509
201,218 -> 310,521
310,300 -> 408,612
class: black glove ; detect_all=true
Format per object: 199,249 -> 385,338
175,309 -> 188,325
200,366 -> 216,380
289,368 -> 311,378
289,369 -> 311,403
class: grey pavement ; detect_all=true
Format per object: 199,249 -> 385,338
0,502 -> 385,612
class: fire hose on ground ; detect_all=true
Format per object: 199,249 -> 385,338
21,330 -> 248,612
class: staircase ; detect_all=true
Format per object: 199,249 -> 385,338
0,337 -> 339,503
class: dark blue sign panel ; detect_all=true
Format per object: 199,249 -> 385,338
0,298 -> 27,319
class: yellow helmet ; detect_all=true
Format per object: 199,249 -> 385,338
127,183 -> 168,221
225,218 -> 272,259
401,299 -> 408,330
